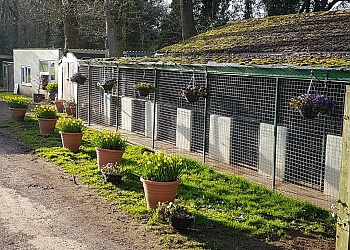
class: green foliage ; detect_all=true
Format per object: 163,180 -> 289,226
94,130 -> 127,151
46,82 -> 58,93
56,117 -> 84,133
153,201 -> 192,223
138,150 -> 184,182
5,117 -> 336,245
133,82 -> 156,92
32,105 -> 57,119
6,96 -> 32,108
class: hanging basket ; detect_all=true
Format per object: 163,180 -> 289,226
137,88 -> 151,97
298,106 -> 319,119
185,94 -> 200,103
102,84 -> 114,91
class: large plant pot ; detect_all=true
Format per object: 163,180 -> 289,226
59,132 -> 83,153
9,107 -> 27,121
55,100 -> 65,113
140,178 -> 181,209
95,147 -> 124,170
38,118 -> 57,135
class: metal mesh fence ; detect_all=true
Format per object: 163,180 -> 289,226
77,63 -> 348,209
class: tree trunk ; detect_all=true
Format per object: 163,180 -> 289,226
62,0 -> 79,49
104,0 -> 124,58
180,0 -> 196,40
244,0 -> 253,19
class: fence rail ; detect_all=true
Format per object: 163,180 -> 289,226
76,63 -> 348,209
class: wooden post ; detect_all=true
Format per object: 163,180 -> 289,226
336,85 -> 350,249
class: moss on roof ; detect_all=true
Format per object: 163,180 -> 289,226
160,10 -> 350,54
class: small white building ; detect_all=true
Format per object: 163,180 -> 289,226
13,49 -> 63,98
58,49 -> 105,102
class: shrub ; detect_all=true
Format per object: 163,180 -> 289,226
46,82 -> 58,93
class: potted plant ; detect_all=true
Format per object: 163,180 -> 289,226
55,99 -> 65,113
101,162 -> 127,184
65,100 -> 76,117
133,82 -> 156,97
138,150 -> 184,209
97,77 -> 117,91
70,72 -> 87,85
32,105 -> 58,134
56,116 -> 84,153
154,201 -> 195,231
289,93 -> 333,119
179,85 -> 207,103
46,82 -> 58,101
6,96 -> 32,121
94,130 -> 127,170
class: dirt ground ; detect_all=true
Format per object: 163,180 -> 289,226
0,100 -> 336,250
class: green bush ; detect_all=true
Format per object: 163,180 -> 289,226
56,117 -> 84,133
94,130 -> 127,150
6,96 -> 31,108
32,105 -> 57,119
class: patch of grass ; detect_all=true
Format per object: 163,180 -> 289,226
5,115 -> 335,247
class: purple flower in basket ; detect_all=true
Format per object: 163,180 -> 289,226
70,72 -> 87,84
289,93 -> 333,118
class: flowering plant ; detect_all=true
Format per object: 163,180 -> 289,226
179,85 -> 207,103
94,130 -> 127,151
289,93 -> 333,119
70,72 -> 87,84
32,105 -> 57,119
153,201 -> 194,223
97,77 -> 117,87
133,82 -> 156,92
56,117 -> 84,133
46,82 -> 58,93
101,162 -> 127,176
6,96 -> 32,108
138,150 -> 184,182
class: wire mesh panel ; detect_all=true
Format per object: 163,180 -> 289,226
77,65 -> 89,123
75,62 -> 349,209
277,78 -> 346,206
207,74 -> 276,173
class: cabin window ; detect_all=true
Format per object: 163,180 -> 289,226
21,66 -> 31,84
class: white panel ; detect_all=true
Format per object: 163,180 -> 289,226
121,97 -> 133,131
209,114 -> 231,164
324,135 -> 342,198
176,108 -> 192,151
258,123 -> 287,181
145,101 -> 157,139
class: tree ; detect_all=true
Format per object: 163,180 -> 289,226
300,0 -> 350,12
244,0 -> 253,19
104,0 -> 124,57
262,0 -> 299,16
180,0 -> 196,40
62,0 -> 80,49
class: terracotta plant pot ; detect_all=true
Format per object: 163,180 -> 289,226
140,178 -> 181,209
59,132 -> 83,153
55,100 -> 65,113
9,107 -> 27,121
37,118 -> 58,135
95,147 -> 124,170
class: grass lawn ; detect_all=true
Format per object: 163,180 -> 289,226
1,94 -> 335,248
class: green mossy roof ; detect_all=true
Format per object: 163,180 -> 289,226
160,10 -> 350,54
